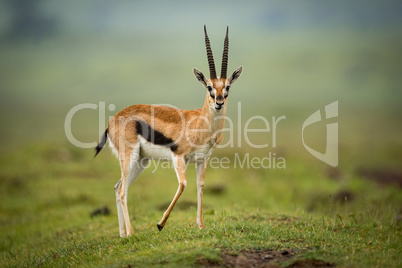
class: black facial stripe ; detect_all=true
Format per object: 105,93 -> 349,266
136,121 -> 178,152
224,86 -> 230,98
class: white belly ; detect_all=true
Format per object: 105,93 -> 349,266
138,137 -> 213,163
138,137 -> 173,161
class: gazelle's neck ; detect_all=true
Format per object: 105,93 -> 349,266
200,93 -> 226,143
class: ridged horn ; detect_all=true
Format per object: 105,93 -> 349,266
221,26 -> 229,79
204,25 -> 217,79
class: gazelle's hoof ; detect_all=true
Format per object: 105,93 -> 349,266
157,224 -> 164,231
126,228 -> 134,237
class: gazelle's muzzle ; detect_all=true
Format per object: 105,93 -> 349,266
215,95 -> 224,110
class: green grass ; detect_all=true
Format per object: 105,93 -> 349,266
1,22 -> 401,267
0,144 -> 400,267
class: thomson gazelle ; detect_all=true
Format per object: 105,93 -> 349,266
95,26 -> 243,237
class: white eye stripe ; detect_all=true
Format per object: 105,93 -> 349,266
209,88 -> 216,96
207,85 -> 216,92
223,87 -> 229,97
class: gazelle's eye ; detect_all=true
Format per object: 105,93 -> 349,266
224,86 -> 230,98
207,86 -> 215,98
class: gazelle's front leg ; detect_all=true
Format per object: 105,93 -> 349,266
196,158 -> 209,229
157,154 -> 187,231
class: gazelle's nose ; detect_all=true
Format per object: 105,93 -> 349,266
216,94 -> 224,104
215,95 -> 224,110
216,102 -> 224,107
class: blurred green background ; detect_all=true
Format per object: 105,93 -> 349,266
0,0 -> 401,166
0,1 -> 401,266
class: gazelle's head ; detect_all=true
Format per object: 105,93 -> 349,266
194,26 -> 243,113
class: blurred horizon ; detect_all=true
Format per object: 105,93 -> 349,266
0,0 -> 401,168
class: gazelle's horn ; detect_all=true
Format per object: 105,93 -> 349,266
220,26 -> 229,79
204,25 -> 217,79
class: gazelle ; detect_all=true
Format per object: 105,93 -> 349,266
95,26 -> 242,237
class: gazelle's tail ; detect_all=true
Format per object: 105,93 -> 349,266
94,128 -> 108,157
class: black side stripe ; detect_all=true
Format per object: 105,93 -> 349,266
136,121 -> 178,152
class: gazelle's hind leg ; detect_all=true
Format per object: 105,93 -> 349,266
114,142 -> 148,237
114,179 -> 126,237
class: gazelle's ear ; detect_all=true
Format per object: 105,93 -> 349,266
193,68 -> 208,87
228,66 -> 243,85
